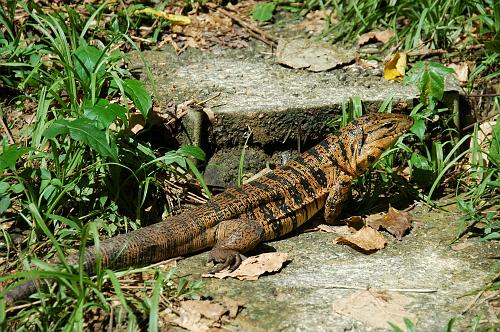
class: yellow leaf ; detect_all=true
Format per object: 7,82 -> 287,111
384,52 -> 407,80
134,8 -> 191,25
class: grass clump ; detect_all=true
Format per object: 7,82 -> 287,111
0,1 -> 208,329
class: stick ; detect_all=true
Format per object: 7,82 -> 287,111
209,4 -> 278,45
323,285 -> 438,293
0,115 -> 15,144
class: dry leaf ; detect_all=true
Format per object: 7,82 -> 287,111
384,52 -> 407,80
358,30 -> 395,46
366,207 -> 412,240
447,63 -> 468,83
203,253 -> 289,280
276,39 -> 355,72
181,300 -> 228,320
127,112 -> 146,134
222,297 -> 244,318
342,216 -> 365,230
134,8 -> 191,25
334,226 -> 386,252
333,290 -> 416,328
468,118 -> 497,169
317,224 -> 352,236
166,300 -> 227,331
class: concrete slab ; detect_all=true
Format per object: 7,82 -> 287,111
134,45 -> 429,148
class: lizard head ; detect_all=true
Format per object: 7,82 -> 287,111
338,113 -> 413,176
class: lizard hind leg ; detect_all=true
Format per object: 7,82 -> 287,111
208,218 -> 264,273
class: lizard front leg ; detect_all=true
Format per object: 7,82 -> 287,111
324,174 -> 352,224
208,218 -> 265,272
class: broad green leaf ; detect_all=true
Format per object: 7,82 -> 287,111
410,118 -> 426,140
161,151 -> 187,168
74,45 -> 106,88
0,182 -> 9,194
0,144 -> 31,171
410,152 -> 436,188
252,3 -> 276,22
427,62 -> 455,77
10,183 -> 24,194
177,145 -> 206,162
43,120 -> 71,138
84,98 -> 128,129
43,118 -> 118,161
0,195 -> 10,213
404,61 -> 454,105
122,79 -> 151,118
403,61 -> 425,85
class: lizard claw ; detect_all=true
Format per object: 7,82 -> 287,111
207,249 -> 245,273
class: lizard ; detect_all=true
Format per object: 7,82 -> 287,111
4,113 -> 413,305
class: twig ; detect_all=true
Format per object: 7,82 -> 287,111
323,284 -> 437,293
462,272 -> 500,314
462,113 -> 498,131
468,93 -> 500,97
407,49 -> 447,57
462,288 -> 486,314
209,5 -> 278,46
7,299 -> 42,312
0,115 -> 15,144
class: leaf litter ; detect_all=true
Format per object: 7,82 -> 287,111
331,208 -> 412,252
162,297 -> 244,331
333,289 -> 417,328
203,252 -> 289,280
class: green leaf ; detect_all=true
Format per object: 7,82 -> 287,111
177,145 -> 206,162
0,195 -> 10,214
482,232 -> 500,241
74,45 -> 106,88
122,79 -> 151,118
405,61 -> 454,105
84,98 -> 128,129
252,3 -> 276,22
427,62 -> 454,77
489,120 -> 500,164
410,152 -> 436,188
0,182 -> 9,194
410,118 -> 426,140
43,118 -> 118,161
0,144 -> 32,172
10,183 -> 24,194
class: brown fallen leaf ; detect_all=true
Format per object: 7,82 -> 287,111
384,52 -> 407,81
447,62 -> 468,83
366,207 -> 412,240
222,297 -> 244,318
342,216 -> 365,230
358,30 -> 395,46
203,253 -> 289,280
165,299 -> 230,331
467,119 -> 497,172
276,39 -> 355,72
334,226 -> 386,252
181,300 -> 228,320
316,224 -> 352,236
333,289 -> 416,328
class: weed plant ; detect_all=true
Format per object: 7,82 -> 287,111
0,2 -> 207,329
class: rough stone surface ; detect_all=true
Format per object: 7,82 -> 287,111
128,41 -> 493,331
132,45 -> 426,148
175,202 -> 498,331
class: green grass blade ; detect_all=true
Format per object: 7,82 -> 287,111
148,273 -> 164,332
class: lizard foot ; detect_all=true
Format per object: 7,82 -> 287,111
207,248 -> 246,273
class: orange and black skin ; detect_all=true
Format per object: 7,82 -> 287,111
5,113 -> 413,305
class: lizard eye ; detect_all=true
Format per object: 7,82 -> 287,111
382,122 -> 396,130
367,155 -> 376,164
